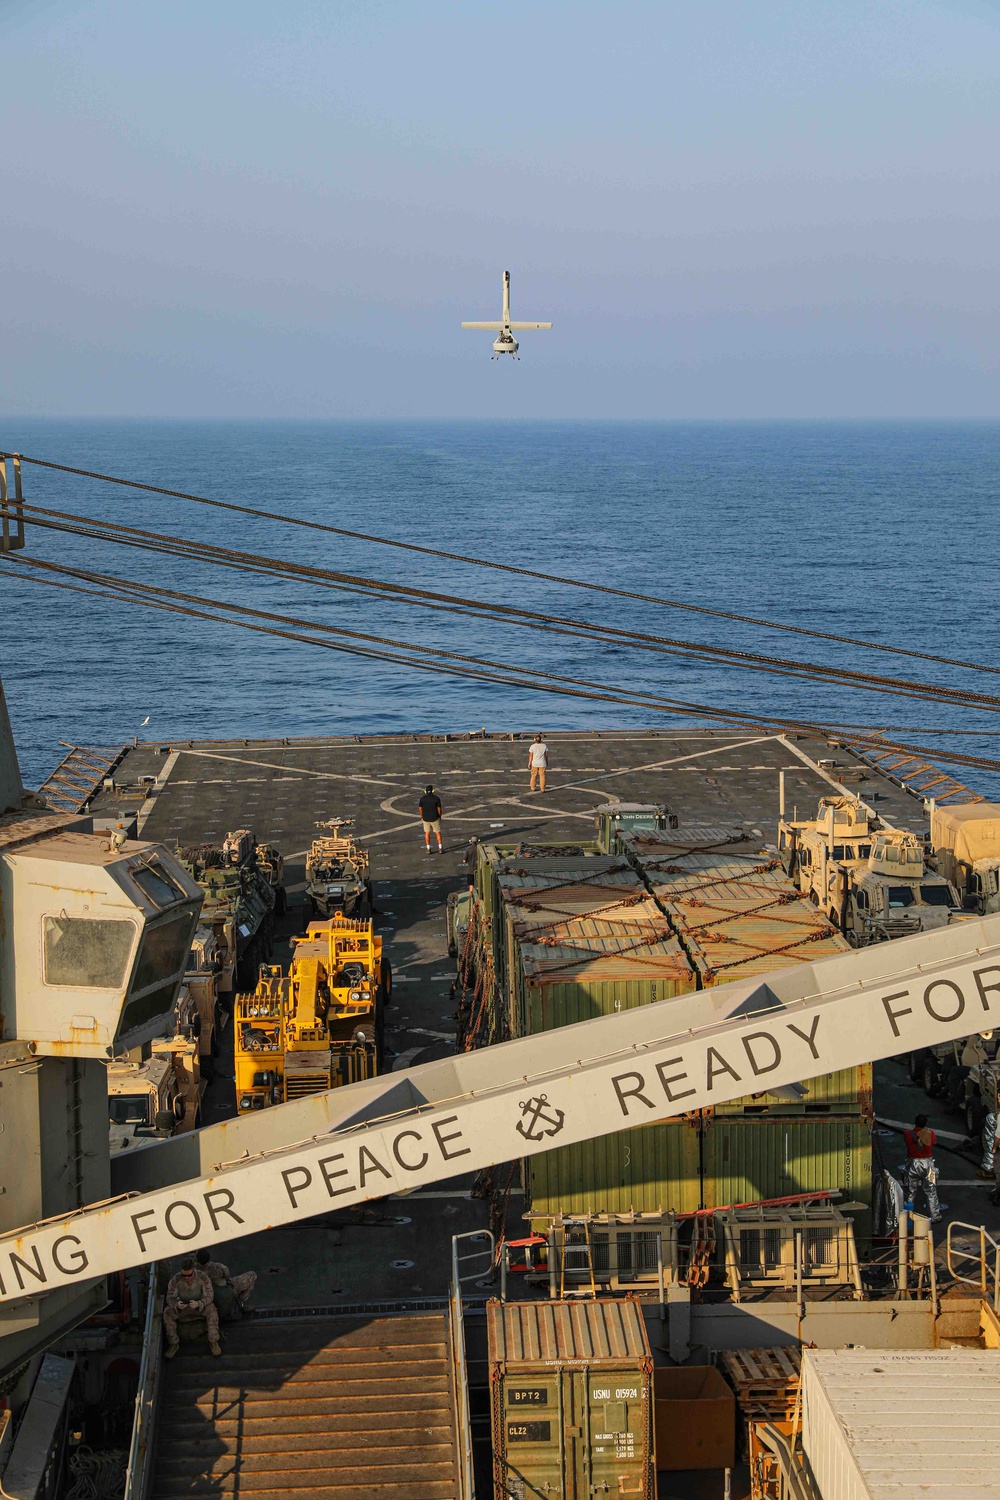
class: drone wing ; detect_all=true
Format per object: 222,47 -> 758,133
461,321 -> 504,330
508,322 -> 552,330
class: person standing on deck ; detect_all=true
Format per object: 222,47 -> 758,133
527,734 -> 549,793
419,785 -> 443,854
901,1113 -> 945,1223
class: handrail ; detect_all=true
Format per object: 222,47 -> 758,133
123,1264 -> 163,1500
946,1221 -> 1000,1312
449,1231 -> 493,1500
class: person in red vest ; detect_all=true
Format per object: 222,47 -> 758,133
902,1113 -> 945,1223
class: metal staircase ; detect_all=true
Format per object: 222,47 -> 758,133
36,741 -> 129,812
151,1314 -> 460,1499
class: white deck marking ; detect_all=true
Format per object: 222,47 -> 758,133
554,736 -> 773,793
178,747 -> 400,788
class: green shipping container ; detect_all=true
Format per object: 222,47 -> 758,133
627,835 -> 867,1116
514,913 -> 695,1036
702,1116 -> 872,1218
712,1062 -> 873,1116
498,863 -> 648,1007
474,842 -> 606,921
488,1298 -> 655,1500
527,1118 -> 702,1218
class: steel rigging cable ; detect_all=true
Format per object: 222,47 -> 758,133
5,449 -> 998,678
7,551 -> 1000,777
14,499 -> 1000,719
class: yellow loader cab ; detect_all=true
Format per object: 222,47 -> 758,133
234,914 -> 390,1111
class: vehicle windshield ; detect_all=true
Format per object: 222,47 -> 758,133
887,886 -> 916,908
920,884 -> 955,907
109,1094 -> 150,1125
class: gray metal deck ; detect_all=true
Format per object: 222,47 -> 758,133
82,728 -> 1000,1309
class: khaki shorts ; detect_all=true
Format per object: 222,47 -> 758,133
422,818 -> 442,832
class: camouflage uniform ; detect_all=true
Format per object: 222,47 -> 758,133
163,1268 -> 220,1346
200,1259 -> 257,1306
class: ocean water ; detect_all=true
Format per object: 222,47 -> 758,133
2,419 -> 998,796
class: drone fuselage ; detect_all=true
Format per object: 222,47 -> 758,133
462,271 -> 551,359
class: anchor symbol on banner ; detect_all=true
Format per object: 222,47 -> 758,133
516,1094 -> 566,1142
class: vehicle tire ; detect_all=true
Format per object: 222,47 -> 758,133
381,958 -> 392,1004
275,887 -> 287,916
922,1058 -> 941,1097
966,1097 -> 985,1138
909,1050 -> 927,1083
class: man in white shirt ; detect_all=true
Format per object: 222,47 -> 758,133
528,734 -> 549,793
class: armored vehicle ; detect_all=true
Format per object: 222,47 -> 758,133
177,827 -> 277,991
304,818 -> 372,919
779,796 -> 962,943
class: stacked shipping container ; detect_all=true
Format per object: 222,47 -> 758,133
467,828 -> 872,1229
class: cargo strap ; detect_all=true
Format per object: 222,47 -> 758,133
500,868 -> 631,902
648,859 -> 781,891
636,837 -> 759,861
511,891 -> 654,934
525,926 -> 690,981
700,928 -> 831,976
531,917 -> 670,949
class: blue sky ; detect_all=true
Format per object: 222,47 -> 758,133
2,0 -> 999,418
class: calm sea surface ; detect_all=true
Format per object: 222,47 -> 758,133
1,420 -> 998,796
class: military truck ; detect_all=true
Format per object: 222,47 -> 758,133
779,796 -> 962,944
183,926 -> 227,1079
177,828 -> 277,991
108,1055 -> 182,1148
930,802 -> 1000,916
908,1031 -> 1000,1137
305,819 -> 372,920
108,986 -> 206,1151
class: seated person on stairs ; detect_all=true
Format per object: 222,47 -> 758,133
196,1247 -> 258,1320
163,1258 -> 221,1358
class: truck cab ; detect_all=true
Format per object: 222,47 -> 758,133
779,796 -> 879,927
847,833 -> 963,943
779,798 -> 963,944
107,1053 -> 185,1152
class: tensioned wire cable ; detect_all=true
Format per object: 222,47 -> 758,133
7,551 -> 1000,777
13,499 -> 1000,719
4,449 -> 998,678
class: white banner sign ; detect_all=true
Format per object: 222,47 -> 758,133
2,943 -> 999,1302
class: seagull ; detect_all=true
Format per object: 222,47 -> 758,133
140,716 -> 150,726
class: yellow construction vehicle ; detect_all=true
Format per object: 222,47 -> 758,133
234,913 -> 390,1111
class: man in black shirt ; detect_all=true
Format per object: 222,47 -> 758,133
418,785 -> 443,854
